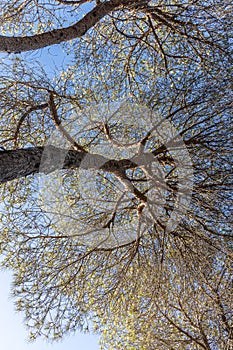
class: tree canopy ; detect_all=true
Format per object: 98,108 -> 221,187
0,1 -> 232,349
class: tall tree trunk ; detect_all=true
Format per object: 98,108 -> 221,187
0,145 -> 141,184
0,146 -> 84,183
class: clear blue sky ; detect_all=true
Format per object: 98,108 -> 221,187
0,270 -> 100,350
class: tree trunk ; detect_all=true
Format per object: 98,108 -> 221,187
0,145 -> 141,184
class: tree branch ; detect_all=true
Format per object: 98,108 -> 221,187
0,0 -> 133,53
48,92 -> 86,152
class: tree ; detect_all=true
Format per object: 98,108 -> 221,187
0,0 -> 232,349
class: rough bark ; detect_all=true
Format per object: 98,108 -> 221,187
0,146 -> 64,183
0,145 -> 143,184
0,0 -> 136,53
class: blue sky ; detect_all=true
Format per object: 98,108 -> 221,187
0,270 -> 100,350
0,3 -> 101,349
0,41 -> 101,346
0,23 -> 100,350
